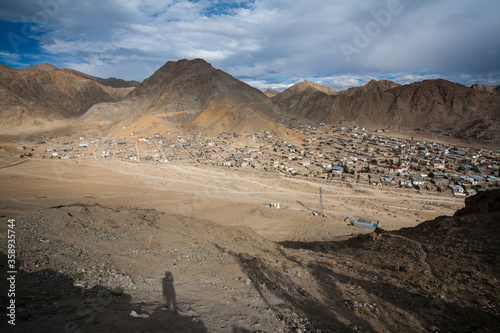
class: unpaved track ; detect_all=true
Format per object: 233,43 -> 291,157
0,158 -> 464,241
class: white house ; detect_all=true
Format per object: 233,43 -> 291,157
412,177 -> 425,186
400,179 -> 413,187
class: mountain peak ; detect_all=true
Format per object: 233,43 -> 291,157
470,83 -> 500,95
31,63 -> 59,71
341,79 -> 400,95
263,89 -> 280,97
82,58 -> 283,135
291,80 -> 337,95
365,79 -> 399,89
158,58 -> 215,72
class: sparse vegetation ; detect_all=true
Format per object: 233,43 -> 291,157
474,297 -> 489,306
323,258 -> 337,266
359,308 -> 372,316
109,288 -> 123,296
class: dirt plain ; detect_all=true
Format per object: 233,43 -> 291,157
1,147 -> 499,333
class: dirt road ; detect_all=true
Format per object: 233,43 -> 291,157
0,158 -> 464,241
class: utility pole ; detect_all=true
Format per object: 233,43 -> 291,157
319,187 -> 324,216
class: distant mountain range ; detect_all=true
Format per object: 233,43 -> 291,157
60,68 -> 140,89
273,78 -> 500,141
0,63 -> 125,129
1,59 -> 499,142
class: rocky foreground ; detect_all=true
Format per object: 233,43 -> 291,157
1,190 -> 499,332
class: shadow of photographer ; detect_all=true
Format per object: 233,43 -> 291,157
0,253 -> 207,333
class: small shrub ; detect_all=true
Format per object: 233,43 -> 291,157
447,284 -> 458,294
474,297 -> 489,306
109,288 -> 123,296
324,258 -> 337,266
398,270 -> 412,280
359,308 -> 372,316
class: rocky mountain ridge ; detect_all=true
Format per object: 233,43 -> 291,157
273,78 -> 500,142
0,63 -> 131,130
1,59 -> 499,142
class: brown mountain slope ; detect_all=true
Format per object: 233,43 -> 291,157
0,63 -> 122,130
471,83 -> 500,95
61,68 -> 140,88
263,89 -> 280,97
280,189 -> 500,332
273,78 -> 500,141
350,189 -> 500,331
60,68 -> 138,100
340,79 -> 400,96
271,80 -> 337,117
81,59 -> 286,135
112,113 -> 179,137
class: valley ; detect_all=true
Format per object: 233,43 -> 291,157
0,59 -> 499,333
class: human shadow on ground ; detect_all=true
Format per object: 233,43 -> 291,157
0,252 -> 206,333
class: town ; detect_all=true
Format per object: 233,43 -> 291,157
18,122 -> 500,197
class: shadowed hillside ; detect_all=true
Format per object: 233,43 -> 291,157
273,79 -> 500,142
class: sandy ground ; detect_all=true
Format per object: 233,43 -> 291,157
3,155 -> 498,333
0,157 -> 464,242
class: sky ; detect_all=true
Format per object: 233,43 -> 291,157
0,0 -> 499,91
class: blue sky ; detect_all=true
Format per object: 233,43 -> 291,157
1,0 -> 499,91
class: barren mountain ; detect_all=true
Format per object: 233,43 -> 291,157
60,68 -> 140,88
470,83 -> 500,95
270,80 -> 337,120
81,59 -> 286,135
273,79 -> 500,142
60,68 -> 139,101
0,63 -> 123,131
263,89 -> 280,97
340,79 -> 400,96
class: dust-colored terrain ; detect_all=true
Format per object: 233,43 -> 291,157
3,146 -> 499,333
1,57 -> 499,333
0,157 -> 463,240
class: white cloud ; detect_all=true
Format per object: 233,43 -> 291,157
392,73 -> 442,85
0,51 -> 19,58
0,0 -> 499,87
179,49 -> 235,62
245,80 -> 294,91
